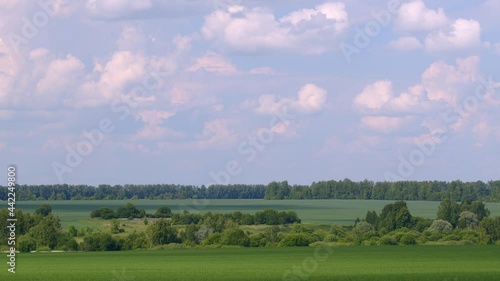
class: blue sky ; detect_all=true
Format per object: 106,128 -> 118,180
0,0 -> 499,186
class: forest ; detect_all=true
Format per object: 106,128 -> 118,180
2,179 -> 500,202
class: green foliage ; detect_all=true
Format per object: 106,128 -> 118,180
154,206 -> 172,218
278,233 -> 312,247
249,233 -> 267,247
201,233 -> 222,246
400,231 -> 420,245
479,216 -> 500,243
29,214 -> 62,249
34,204 -> 52,217
220,228 -> 250,247
115,203 -> 141,218
378,201 -> 414,231
460,201 -> 490,221
18,235 -> 36,253
68,225 -> 77,237
123,231 -> 147,250
437,199 -> 460,227
457,211 -> 479,229
379,235 -> 397,245
90,207 -> 115,219
147,220 -> 179,246
428,219 -> 453,233
81,233 -> 121,251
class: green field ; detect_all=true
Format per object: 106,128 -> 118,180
10,199 -> 500,229
2,246 -> 499,280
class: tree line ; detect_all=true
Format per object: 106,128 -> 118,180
2,179 -> 500,202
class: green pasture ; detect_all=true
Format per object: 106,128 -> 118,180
1,246 -> 499,281
8,199 -> 500,229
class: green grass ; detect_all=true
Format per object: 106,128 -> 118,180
1,246 -> 499,280
10,199 -> 500,229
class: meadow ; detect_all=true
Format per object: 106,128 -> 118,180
1,246 -> 499,280
12,199 -> 500,229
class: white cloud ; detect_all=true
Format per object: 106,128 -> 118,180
421,56 -> 479,105
195,118 -> 237,149
187,52 -> 237,75
36,54 -> 85,101
202,2 -> 348,54
353,80 -> 393,111
425,19 -> 481,51
395,0 -> 448,32
387,37 -> 422,51
256,83 -> 327,114
361,116 -> 408,133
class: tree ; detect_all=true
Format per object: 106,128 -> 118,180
147,220 -> 179,245
460,201 -> 490,221
365,211 -> 379,227
68,225 -> 78,237
18,235 -> 36,253
220,228 -> 250,247
479,216 -> 500,243
437,199 -> 460,227
35,204 -> 52,217
428,219 -> 453,233
115,203 -> 141,218
29,214 -> 62,249
378,201 -> 414,231
457,211 -> 479,229
154,206 -> 172,218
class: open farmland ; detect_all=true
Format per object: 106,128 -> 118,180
10,199 -> 500,228
1,246 -> 499,281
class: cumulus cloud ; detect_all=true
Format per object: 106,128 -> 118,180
202,2 -> 348,54
361,116 -> 409,133
353,80 -> 392,111
394,1 -> 482,52
256,83 -> 327,114
395,0 -> 448,31
421,56 -> 479,105
424,19 -> 481,51
187,52 -> 238,75
387,36 -> 422,51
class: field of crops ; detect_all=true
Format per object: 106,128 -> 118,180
1,246 -> 498,280
12,199 -> 500,228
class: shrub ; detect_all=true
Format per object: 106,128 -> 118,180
220,228 -> 250,247
249,234 -> 267,247
18,235 -> 37,253
400,233 -> 418,245
379,235 -> 397,245
36,246 -> 51,252
201,233 -> 222,246
279,233 -> 312,247
428,219 -> 453,233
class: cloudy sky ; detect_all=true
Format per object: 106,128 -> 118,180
1,0 -> 499,186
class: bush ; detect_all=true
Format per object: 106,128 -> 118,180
201,233 -> 222,246
429,219 -> 453,233
379,235 -> 397,245
401,233 -> 417,245
249,234 -> 267,247
279,233 -> 312,247
324,234 -> 338,242
18,235 -> 37,253
220,228 -> 250,247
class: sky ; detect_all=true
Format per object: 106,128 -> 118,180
0,0 -> 499,186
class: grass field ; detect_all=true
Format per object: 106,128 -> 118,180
9,199 -> 500,229
1,246 -> 499,280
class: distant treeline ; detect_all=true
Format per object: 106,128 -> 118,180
2,180 -> 500,202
